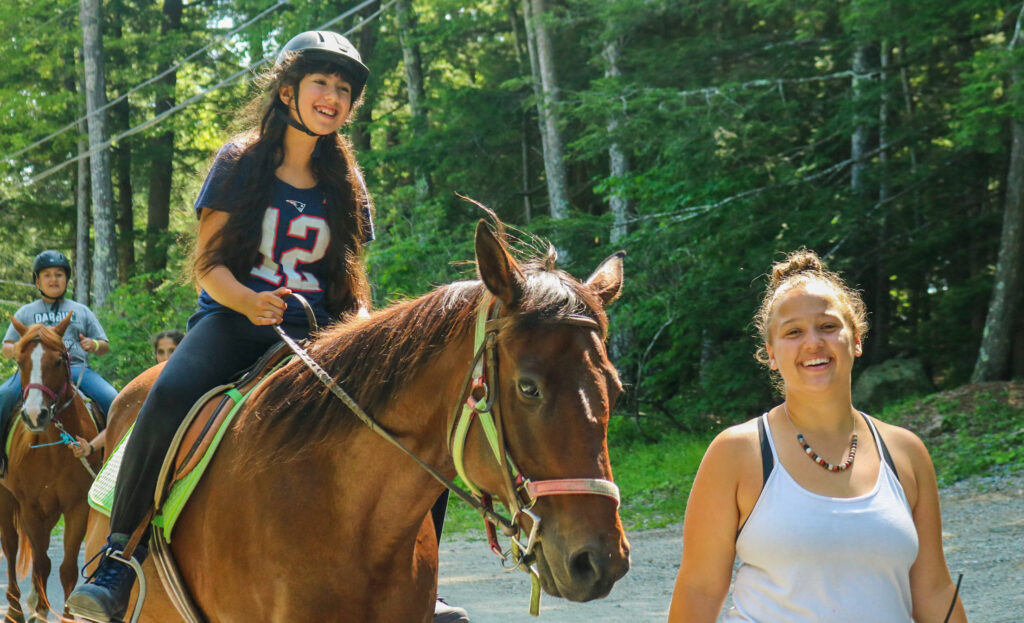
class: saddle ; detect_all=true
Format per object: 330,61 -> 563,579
88,341 -> 293,540
166,341 -> 290,486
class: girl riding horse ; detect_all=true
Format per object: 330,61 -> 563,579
0,250 -> 117,474
69,30 -> 464,623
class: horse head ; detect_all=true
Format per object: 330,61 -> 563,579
456,221 -> 630,602
10,313 -> 74,433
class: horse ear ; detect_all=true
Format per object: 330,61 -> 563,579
55,312 -> 73,337
9,315 -> 28,337
585,251 -> 625,307
475,220 -> 524,307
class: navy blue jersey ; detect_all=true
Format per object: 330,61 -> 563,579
189,144 -> 373,328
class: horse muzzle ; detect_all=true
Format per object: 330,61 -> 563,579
532,534 -> 631,602
20,404 -> 54,433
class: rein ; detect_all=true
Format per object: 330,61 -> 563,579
275,292 -> 621,615
21,337 -> 97,477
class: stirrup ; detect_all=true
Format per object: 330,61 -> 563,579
106,548 -> 148,623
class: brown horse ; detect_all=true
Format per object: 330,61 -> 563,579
86,220 -> 631,622
2,314 -> 102,622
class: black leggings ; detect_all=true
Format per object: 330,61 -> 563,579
109,313 -> 309,536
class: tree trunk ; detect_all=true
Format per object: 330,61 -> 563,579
604,38 -> 630,243
507,0 -> 533,224
80,0 -> 117,306
973,8 -> 1024,382
351,0 -> 380,153
395,0 -> 431,201
72,51 -> 91,305
872,40 -> 891,362
850,42 -> 873,197
524,0 -> 570,219
76,126 -> 91,305
973,115 -> 1024,381
115,98 -> 134,281
144,0 -> 182,276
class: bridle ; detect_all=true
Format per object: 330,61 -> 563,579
17,336 -> 98,477
446,293 -> 620,572
274,291 -> 621,613
21,337 -> 77,419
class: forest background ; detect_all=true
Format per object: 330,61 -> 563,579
1,0 -> 1024,526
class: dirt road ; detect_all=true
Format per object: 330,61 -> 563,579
5,472 -> 1022,622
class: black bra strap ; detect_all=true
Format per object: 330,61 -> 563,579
862,412 -> 899,481
757,414 -> 774,487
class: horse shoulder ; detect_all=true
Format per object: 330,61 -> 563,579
106,362 -> 166,448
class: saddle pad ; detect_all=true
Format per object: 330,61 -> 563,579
87,377 -> 268,542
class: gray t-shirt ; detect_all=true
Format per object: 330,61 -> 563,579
3,298 -> 108,366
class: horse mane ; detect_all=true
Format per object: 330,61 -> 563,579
16,324 -> 65,357
236,256 -> 608,463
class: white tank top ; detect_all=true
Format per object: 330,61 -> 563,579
724,413 -> 919,623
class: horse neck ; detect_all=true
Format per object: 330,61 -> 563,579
307,325 -> 475,540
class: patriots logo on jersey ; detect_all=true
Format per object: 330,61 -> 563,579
285,199 -> 306,213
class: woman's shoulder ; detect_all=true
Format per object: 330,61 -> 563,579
866,414 -> 934,504
868,415 -> 931,461
705,416 -> 764,463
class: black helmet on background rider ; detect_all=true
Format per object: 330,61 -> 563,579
32,250 -> 71,281
273,31 -> 370,139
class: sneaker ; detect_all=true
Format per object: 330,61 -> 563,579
434,597 -> 470,623
66,537 -> 148,623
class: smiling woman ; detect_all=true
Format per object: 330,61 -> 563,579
667,248 -> 969,623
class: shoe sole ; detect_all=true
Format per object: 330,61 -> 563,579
66,596 -> 121,623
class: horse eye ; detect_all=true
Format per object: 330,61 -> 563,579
517,378 -> 540,399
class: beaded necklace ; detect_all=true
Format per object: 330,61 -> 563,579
783,404 -> 858,472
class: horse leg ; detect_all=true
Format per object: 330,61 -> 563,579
19,512 -> 54,623
0,490 -> 24,623
58,502 -> 90,621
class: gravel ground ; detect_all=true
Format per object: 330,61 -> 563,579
438,470 -> 1024,623
3,471 -> 1022,622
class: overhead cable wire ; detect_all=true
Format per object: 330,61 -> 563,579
1,0 -> 290,165
16,0 -> 393,189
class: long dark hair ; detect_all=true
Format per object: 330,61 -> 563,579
195,54 -> 372,317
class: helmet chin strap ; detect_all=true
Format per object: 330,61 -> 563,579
275,108 -> 329,158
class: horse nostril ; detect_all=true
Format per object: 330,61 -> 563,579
569,547 -> 601,585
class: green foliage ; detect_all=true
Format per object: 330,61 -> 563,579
89,272 -> 196,388
878,384 -> 1024,485
1,0 -> 1023,443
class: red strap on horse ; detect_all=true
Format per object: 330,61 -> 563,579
481,494 -> 503,558
23,380 -> 68,405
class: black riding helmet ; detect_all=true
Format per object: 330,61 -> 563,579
32,250 -> 71,281
274,31 -> 370,139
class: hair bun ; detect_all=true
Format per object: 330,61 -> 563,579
769,248 -> 825,288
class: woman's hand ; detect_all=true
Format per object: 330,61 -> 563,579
78,333 -> 100,353
243,287 -> 292,326
71,435 -> 92,458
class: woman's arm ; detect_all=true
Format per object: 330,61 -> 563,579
897,429 -> 968,623
196,208 -> 290,325
668,428 -> 750,622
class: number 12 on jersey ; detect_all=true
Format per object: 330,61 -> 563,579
249,207 -> 330,291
